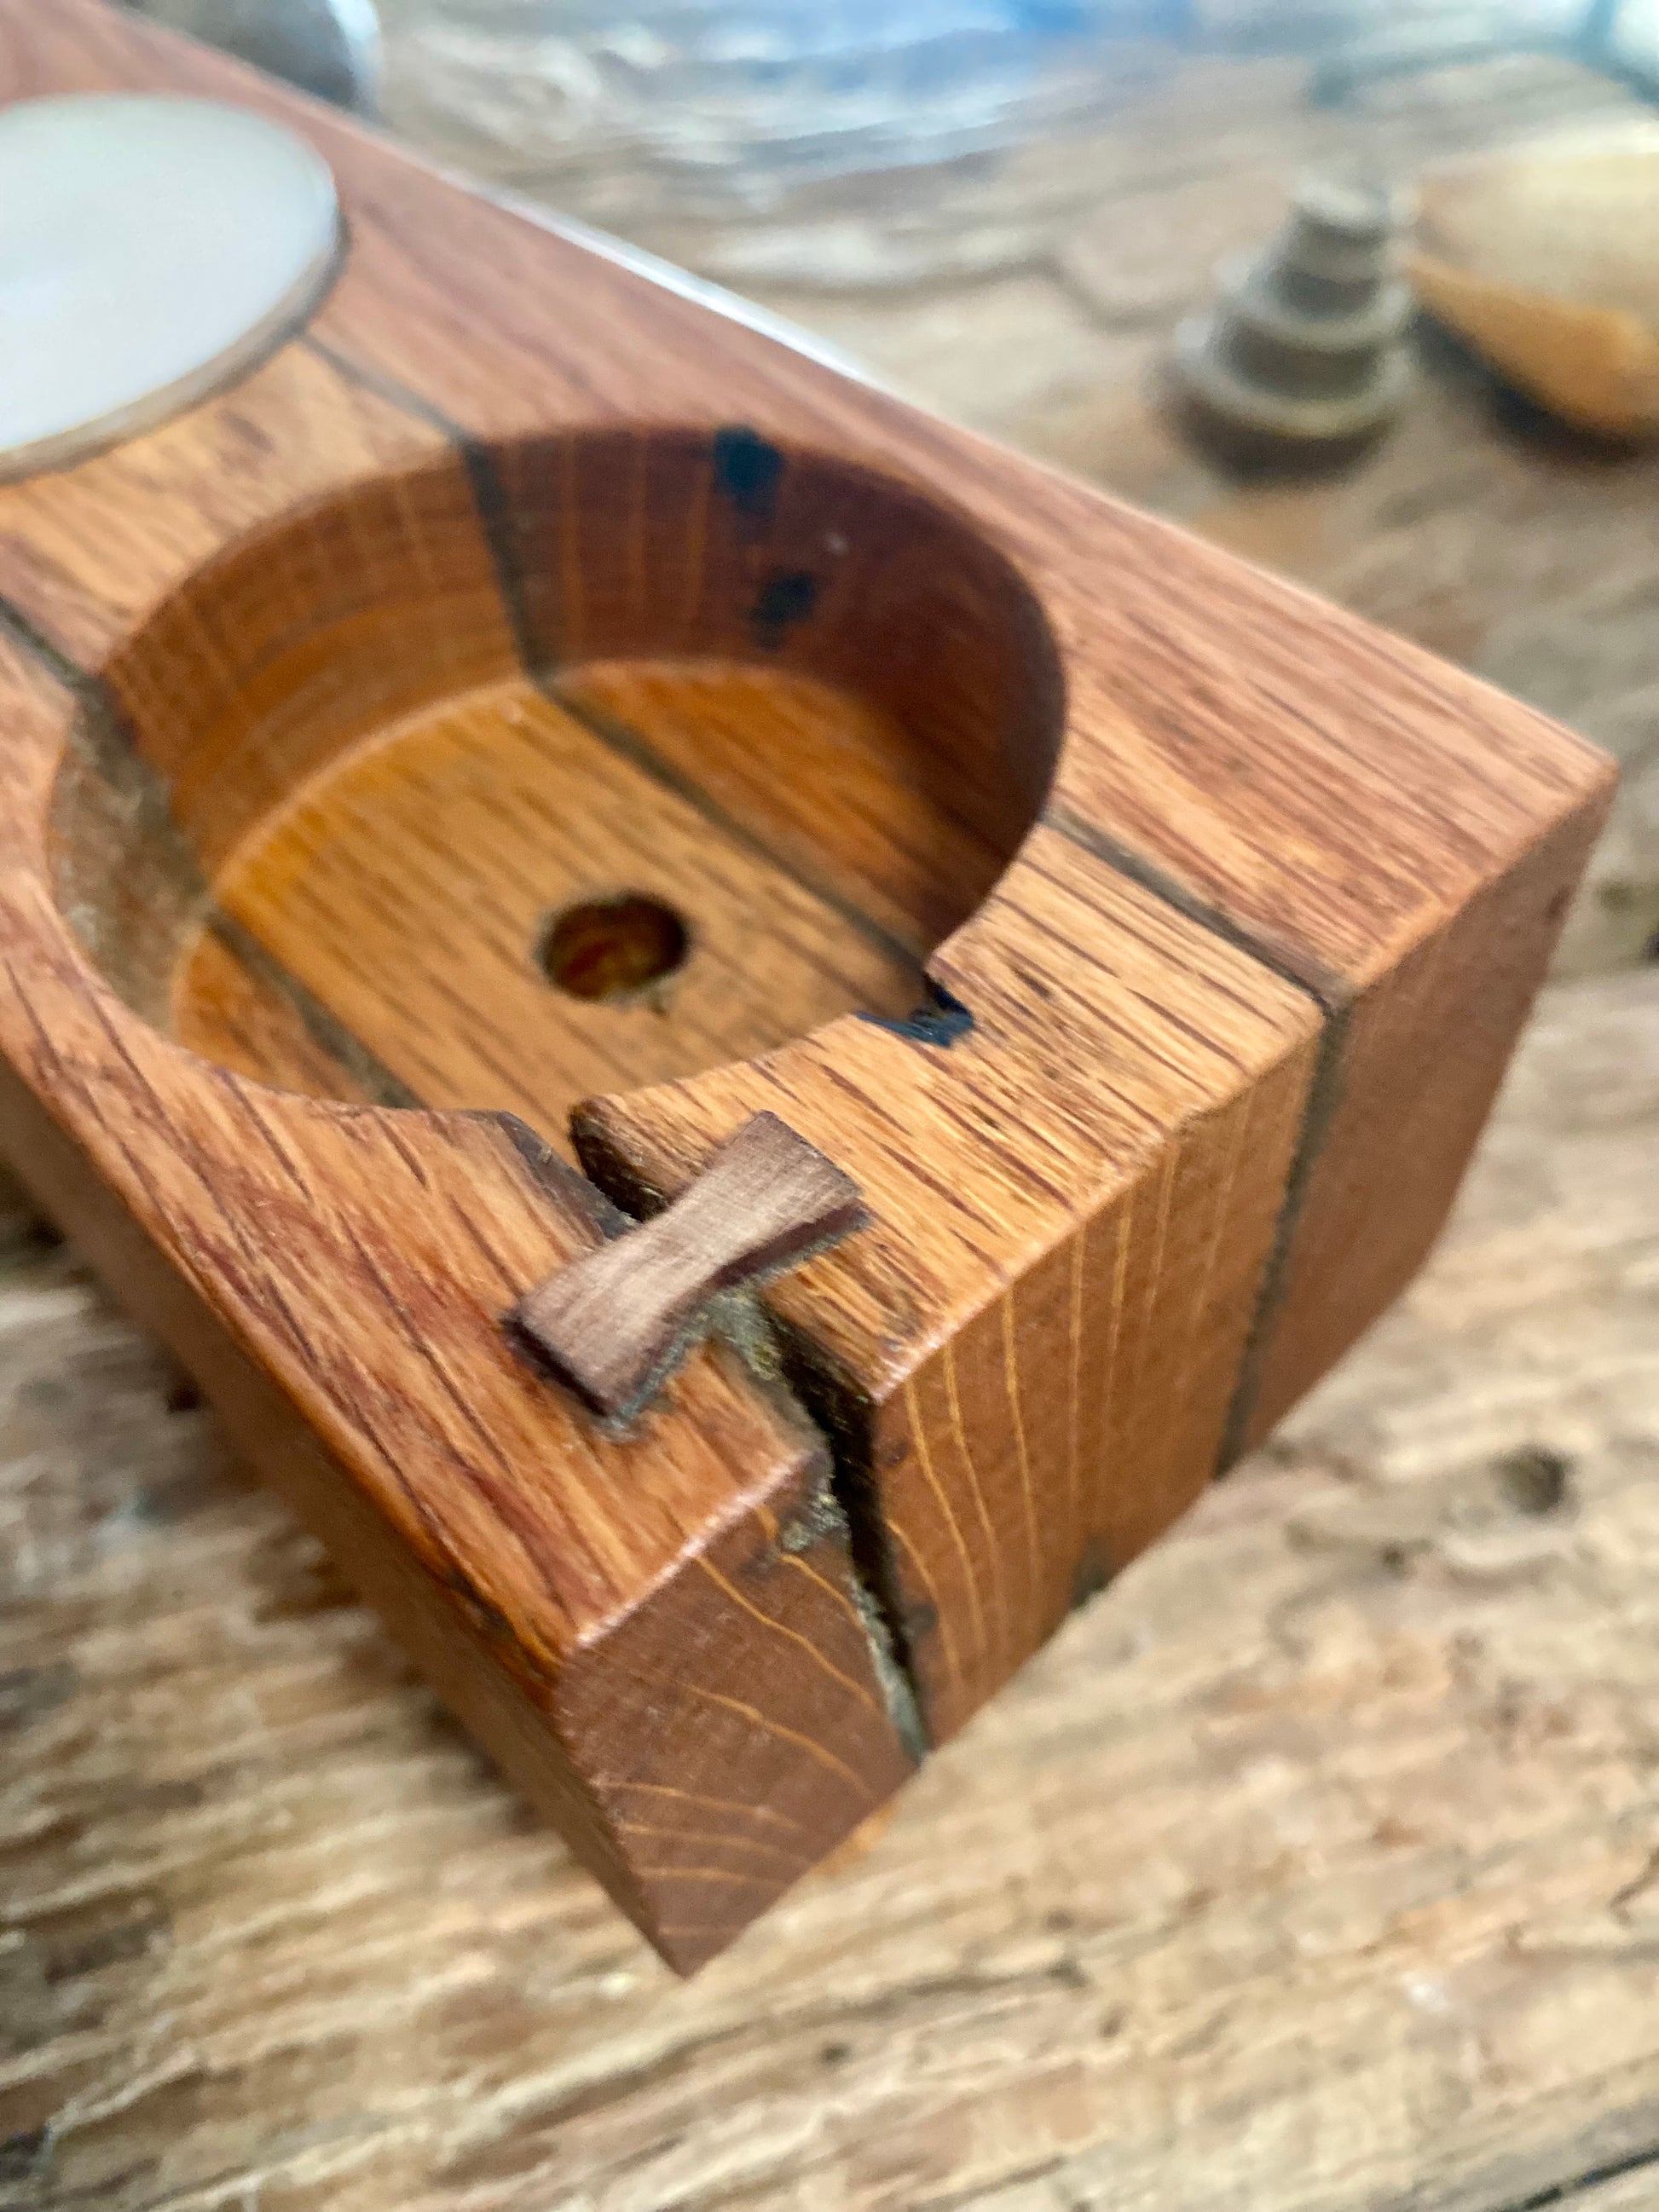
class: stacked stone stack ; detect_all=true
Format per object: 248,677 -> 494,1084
1173,173 -> 1415,465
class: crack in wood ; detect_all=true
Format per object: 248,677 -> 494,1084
1044,795 -> 1349,1474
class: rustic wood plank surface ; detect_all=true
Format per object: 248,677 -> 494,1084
4,14 -> 1659,2202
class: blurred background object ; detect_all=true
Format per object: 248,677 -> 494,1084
1409,119 -> 1659,431
365,0 -> 1659,290
1172,172 -> 1414,466
374,0 -> 1191,289
124,0 -> 384,109
1312,0 -> 1659,104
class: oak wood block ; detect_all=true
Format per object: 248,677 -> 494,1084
0,0 -> 1612,1961
8,962 -> 1656,2209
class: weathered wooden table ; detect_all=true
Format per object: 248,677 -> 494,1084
5,30 -> 1659,2212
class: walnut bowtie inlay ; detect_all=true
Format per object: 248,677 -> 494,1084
511,1112 -> 868,1420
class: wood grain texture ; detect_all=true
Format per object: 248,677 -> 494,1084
194,673 -> 926,1134
0,0 -> 1612,1947
578,828 -> 1321,1739
0,338 -> 441,667
0,631 -> 915,1972
3,962 -> 1657,2210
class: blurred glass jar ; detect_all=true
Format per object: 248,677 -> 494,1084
125,0 -> 384,109
375,0 -> 1182,288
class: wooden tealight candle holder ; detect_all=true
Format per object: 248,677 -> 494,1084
0,0 -> 1613,1972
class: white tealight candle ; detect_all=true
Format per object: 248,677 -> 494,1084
0,94 -> 340,481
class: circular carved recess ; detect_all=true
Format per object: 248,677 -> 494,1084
0,95 -> 339,482
52,430 -> 1064,1150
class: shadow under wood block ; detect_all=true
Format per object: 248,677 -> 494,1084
0,0 -> 1616,1968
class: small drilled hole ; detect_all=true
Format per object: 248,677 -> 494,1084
1495,1444 -> 1572,1517
539,894 -> 690,1003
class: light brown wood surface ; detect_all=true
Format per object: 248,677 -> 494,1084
3,620 -> 919,1977
0,0 -> 1611,1969
3,962 -> 1656,2210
